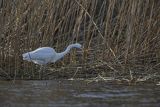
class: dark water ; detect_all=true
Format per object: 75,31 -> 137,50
0,80 -> 159,107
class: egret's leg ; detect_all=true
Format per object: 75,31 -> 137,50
39,65 -> 47,80
38,65 -> 43,80
42,65 -> 47,79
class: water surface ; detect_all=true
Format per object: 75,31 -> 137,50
0,80 -> 159,107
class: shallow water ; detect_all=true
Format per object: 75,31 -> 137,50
0,80 -> 159,107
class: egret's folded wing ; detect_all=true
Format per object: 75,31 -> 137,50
28,47 -> 56,64
31,52 -> 55,60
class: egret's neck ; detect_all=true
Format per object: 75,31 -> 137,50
55,44 -> 77,62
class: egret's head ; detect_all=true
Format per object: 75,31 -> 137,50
22,53 -> 31,61
73,43 -> 82,49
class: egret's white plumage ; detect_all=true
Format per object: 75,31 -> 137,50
22,43 -> 82,65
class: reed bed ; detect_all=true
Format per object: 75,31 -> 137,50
0,0 -> 159,82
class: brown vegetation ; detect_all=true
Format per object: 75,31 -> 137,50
0,0 -> 160,82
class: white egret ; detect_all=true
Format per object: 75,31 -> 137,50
22,43 -> 82,79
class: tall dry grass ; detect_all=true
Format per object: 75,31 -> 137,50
0,0 -> 159,81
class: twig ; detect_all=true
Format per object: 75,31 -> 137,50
74,0 -> 104,39
70,67 -> 82,79
0,68 -> 11,80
